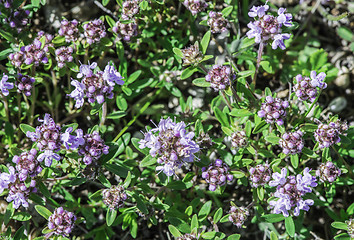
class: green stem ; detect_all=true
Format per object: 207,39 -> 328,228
100,102 -> 107,127
221,91 -> 232,110
252,41 -> 264,89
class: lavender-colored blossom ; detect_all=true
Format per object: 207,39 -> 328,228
228,205 -> 249,228
81,70 -> 114,104
346,219 -> 354,239
139,117 -> 200,176
112,20 -> 138,42
4,9 -> 30,33
61,127 -> 85,150
77,131 -> 109,165
122,0 -> 140,20
38,150 -> 61,167
55,46 -> 74,68
0,74 -> 14,96
102,185 -> 127,209
1,0 -> 13,8
205,65 -> 232,91
12,149 -> 42,181
181,42 -> 203,66
279,130 -> 304,155
16,74 -> 35,96
249,163 -> 272,188
247,3 -> 292,50
201,159 -> 233,191
314,119 -> 348,149
230,131 -> 248,149
58,19 -> 80,43
68,80 -> 85,108
269,167 -> 317,217
83,19 -> 106,44
103,64 -> 124,87
0,166 -> 16,194
77,62 -> 97,78
316,162 -> 341,183
310,70 -> 327,88
258,96 -> 289,125
47,207 -> 76,237
207,11 -> 229,33
293,71 -> 327,102
183,0 -> 208,16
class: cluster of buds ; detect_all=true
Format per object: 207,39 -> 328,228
269,168 -> 317,217
77,131 -> 109,165
4,9 -> 30,33
102,185 -> 128,209
316,162 -> 341,183
55,46 -> 74,68
230,131 -> 248,149
207,11 -> 229,33
12,149 -> 42,181
0,73 -> 14,96
258,96 -> 289,125
196,132 -> 213,149
201,159 -> 233,191
247,3 -> 292,49
314,119 -> 348,149
16,74 -> 35,96
47,207 -> 76,237
177,233 -> 198,240
58,19 -> 80,43
26,114 -> 62,167
9,31 -> 53,68
183,0 -> 208,16
69,62 -> 124,108
228,205 -> 249,228
159,70 -> 182,83
249,163 -> 272,188
205,65 -> 232,91
279,130 -> 304,155
293,71 -> 327,102
112,20 -> 138,42
139,117 -> 200,176
346,219 -> 354,239
0,166 -> 37,209
122,0 -> 140,20
181,43 -> 203,66
83,19 -> 106,44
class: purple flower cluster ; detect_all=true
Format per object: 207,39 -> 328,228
16,73 -> 35,96
316,162 -> 341,183
181,43 -> 203,66
69,62 -> 124,107
4,9 -> 30,33
58,19 -> 80,43
230,131 -> 248,149
228,205 -> 249,228
196,132 -> 213,149
207,11 -> 229,33
9,31 -> 53,68
293,71 -> 327,102
279,130 -> 304,155
205,65 -> 231,91
346,219 -> 354,239
269,168 -> 317,217
112,20 -> 138,42
0,74 -> 14,96
183,0 -> 208,16
0,166 -> 36,209
26,114 -> 62,167
139,117 -> 200,176
1,0 -> 12,8
247,3 -> 292,50
258,96 -> 289,125
55,46 -> 74,68
77,131 -> 109,165
102,185 -> 128,209
83,19 -> 106,45
47,207 -> 76,237
249,163 -> 272,188
122,0 -> 140,20
314,119 -> 348,149
201,159 -> 233,191
12,149 -> 42,181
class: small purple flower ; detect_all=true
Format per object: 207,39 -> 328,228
201,159 -> 233,191
230,131 -> 248,149
0,74 -> 14,96
38,150 -> 61,167
310,71 -> 327,89
58,19 -> 80,43
83,19 -> 106,44
183,0 -> 208,16
77,131 -> 109,166
68,80 -> 86,108
16,74 -> 35,96
207,11 -> 229,33
12,149 -> 42,181
122,0 -> 140,20
346,219 -> 354,239
248,4 -> 269,18
61,127 -> 85,150
249,163 -> 272,188
228,205 -> 249,228
0,166 -> 16,194
4,9 -> 30,33
47,207 -> 76,237
102,185 -> 128,209
279,130 -> 304,155
277,8 -> 292,27
181,43 -> 203,66
293,72 -> 327,102
316,162 -> 341,183
269,167 -> 287,187
314,119 -> 348,149
205,65 -> 231,91
77,62 -> 97,78
102,64 -> 124,87
55,46 -> 74,68
1,0 -> 13,8
112,20 -> 138,42
258,96 -> 289,125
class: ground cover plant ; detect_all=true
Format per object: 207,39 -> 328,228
0,0 -> 353,239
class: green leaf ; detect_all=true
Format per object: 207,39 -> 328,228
221,6 -> 233,17
185,206 -> 193,216
340,134 -> 351,145
123,171 -> 132,188
262,214 -> 285,223
229,108 -> 253,117
231,171 -> 245,178
140,155 -> 157,168
301,123 -> 318,132
13,226 -> 25,240
181,67 -> 198,80
133,194 -> 149,214
252,120 -> 269,134
192,78 -> 211,87
198,200 -> 212,221
285,216 -> 295,237
126,70 -> 142,84
238,70 -> 254,78
334,233 -> 351,240
4,202 -> 14,225
0,29 -> 15,43
51,35 -> 65,45
105,15 -> 116,28
227,234 -> 241,240
331,221 -> 348,230
199,19 -> 208,26
264,135 -> 281,144
107,111 -> 126,119
140,0 -> 149,10
270,231 -> 278,240
106,208 -> 117,226
35,205 -> 52,220
20,124 -> 36,134
290,154 -> 299,169
302,147 -> 318,158
309,49 -> 328,71
168,225 -> 182,237
213,107 -> 229,127
213,208 -> 223,224
257,187 -> 264,201
200,31 -> 211,54
191,214 -> 198,230
116,95 -> 128,111
173,48 -> 183,58
222,126 -> 233,136
166,181 -> 193,190
337,27 -> 353,41
131,137 -> 149,155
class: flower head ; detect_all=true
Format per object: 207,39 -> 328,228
58,19 -> 79,42
181,42 -> 203,66
279,130 -> 304,155
249,163 -> 272,188
316,161 -> 341,183
16,74 -> 35,96
0,74 -> 14,96
230,131 -> 248,149
183,0 -> 208,16
122,0 -> 140,20
314,119 -> 348,149
103,64 -> 124,86
102,185 -> 127,209
83,19 -> 106,44
55,46 -> 74,68
207,11 -> 229,33
201,159 -> 233,191
47,207 -> 76,237
258,96 -> 289,125
12,149 -> 42,181
77,131 -> 109,165
228,205 -> 249,228
293,72 -> 327,102
205,65 -> 232,91
112,20 -> 138,41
